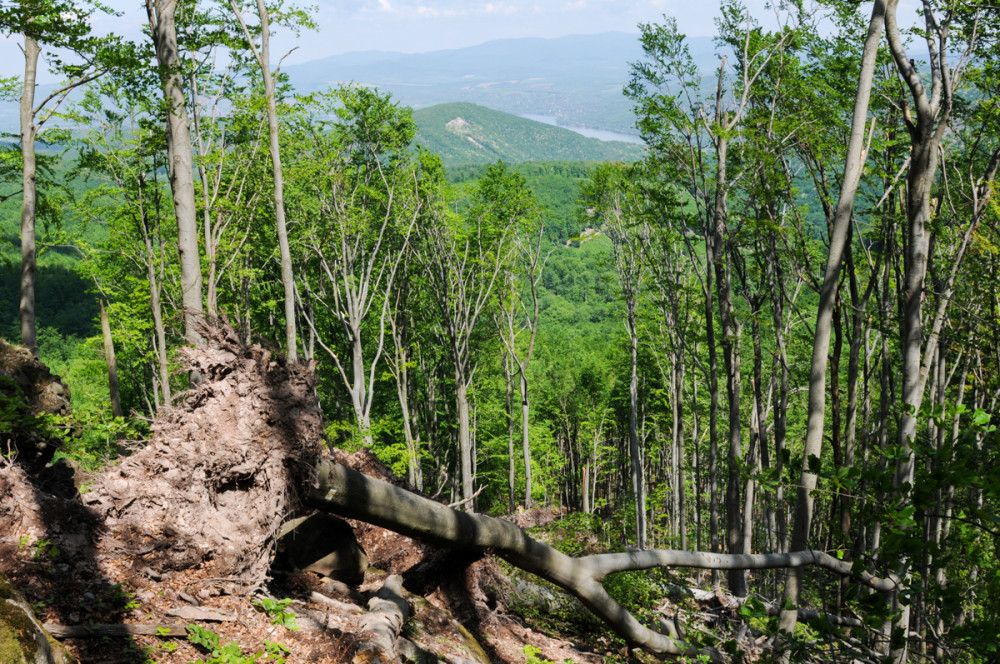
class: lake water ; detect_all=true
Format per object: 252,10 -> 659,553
519,114 -> 644,145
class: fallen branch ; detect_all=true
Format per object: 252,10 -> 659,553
43,623 -> 188,638
309,460 -> 897,659
308,591 -> 364,615
447,485 -> 484,509
352,574 -> 409,664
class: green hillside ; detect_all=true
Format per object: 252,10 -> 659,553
412,103 -> 644,167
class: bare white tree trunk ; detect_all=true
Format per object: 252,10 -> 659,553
311,460 -> 897,660
229,0 -> 297,360
778,0 -> 885,646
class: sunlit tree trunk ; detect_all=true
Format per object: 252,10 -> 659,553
19,35 -> 39,357
147,0 -> 204,348
230,0 -> 297,359
778,0 -> 885,646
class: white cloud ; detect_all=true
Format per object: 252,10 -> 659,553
481,2 -> 517,15
377,0 -> 393,11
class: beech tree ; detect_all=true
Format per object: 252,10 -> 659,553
583,162 -> 649,549
493,185 -> 545,508
880,1 -> 995,659
294,88 -> 422,446
75,81 -> 180,412
227,0 -> 313,360
777,0 -> 886,647
413,162 -> 523,508
146,0 -> 204,348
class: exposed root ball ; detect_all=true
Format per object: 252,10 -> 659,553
82,324 -> 328,592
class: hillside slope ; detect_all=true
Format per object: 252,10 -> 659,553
285,32 -> 718,133
413,103 -> 643,166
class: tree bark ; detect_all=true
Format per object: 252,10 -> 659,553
229,0 -> 297,360
352,575 -> 409,664
99,301 -> 123,419
712,129 -> 746,597
456,373 -> 474,510
139,194 -> 172,408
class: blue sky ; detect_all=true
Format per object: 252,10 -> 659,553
6,0 -> 921,82
5,0 -> 776,81
284,0 -> 762,57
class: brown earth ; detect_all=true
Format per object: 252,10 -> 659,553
0,328 -> 607,664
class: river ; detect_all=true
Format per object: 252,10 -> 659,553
518,114 -> 644,144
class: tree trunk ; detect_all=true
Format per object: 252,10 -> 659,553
241,0 -> 297,360
310,460 -> 896,659
778,0 -> 885,645
704,231 -> 721,582
140,201 -> 172,407
674,351 -> 686,549
520,371 -> 533,509
456,374 -> 474,510
711,131 -> 746,597
351,324 -> 373,446
502,352 -> 516,508
99,301 -> 123,419
147,0 -> 203,348
19,35 -> 39,358
768,234 -> 790,553
628,308 -> 646,550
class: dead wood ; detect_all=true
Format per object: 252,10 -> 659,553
43,623 -> 188,638
352,574 -> 409,664
309,591 -> 364,615
310,459 -> 897,659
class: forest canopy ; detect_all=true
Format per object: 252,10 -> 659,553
2,0 -> 1000,662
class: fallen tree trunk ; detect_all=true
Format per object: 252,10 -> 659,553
43,624 -> 188,638
309,460 -> 896,659
352,575 -> 409,664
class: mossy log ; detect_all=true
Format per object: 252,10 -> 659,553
0,573 -> 75,664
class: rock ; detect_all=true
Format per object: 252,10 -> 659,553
0,572 -> 76,664
273,512 -> 368,585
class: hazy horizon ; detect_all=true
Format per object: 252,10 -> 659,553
1,0 -> 777,82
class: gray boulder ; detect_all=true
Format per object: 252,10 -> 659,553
273,512 -> 368,585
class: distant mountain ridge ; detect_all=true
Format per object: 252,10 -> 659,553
411,103 -> 644,167
285,32 -> 720,135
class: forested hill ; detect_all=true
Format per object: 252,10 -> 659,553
413,103 -> 644,166
284,32 -> 718,133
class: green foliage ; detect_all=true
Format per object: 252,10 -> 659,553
521,644 -> 565,664
185,624 -> 291,664
252,597 -> 299,631
17,535 -> 60,562
109,582 -> 141,613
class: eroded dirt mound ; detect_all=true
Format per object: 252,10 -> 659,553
0,339 -> 71,472
82,324 -> 328,592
